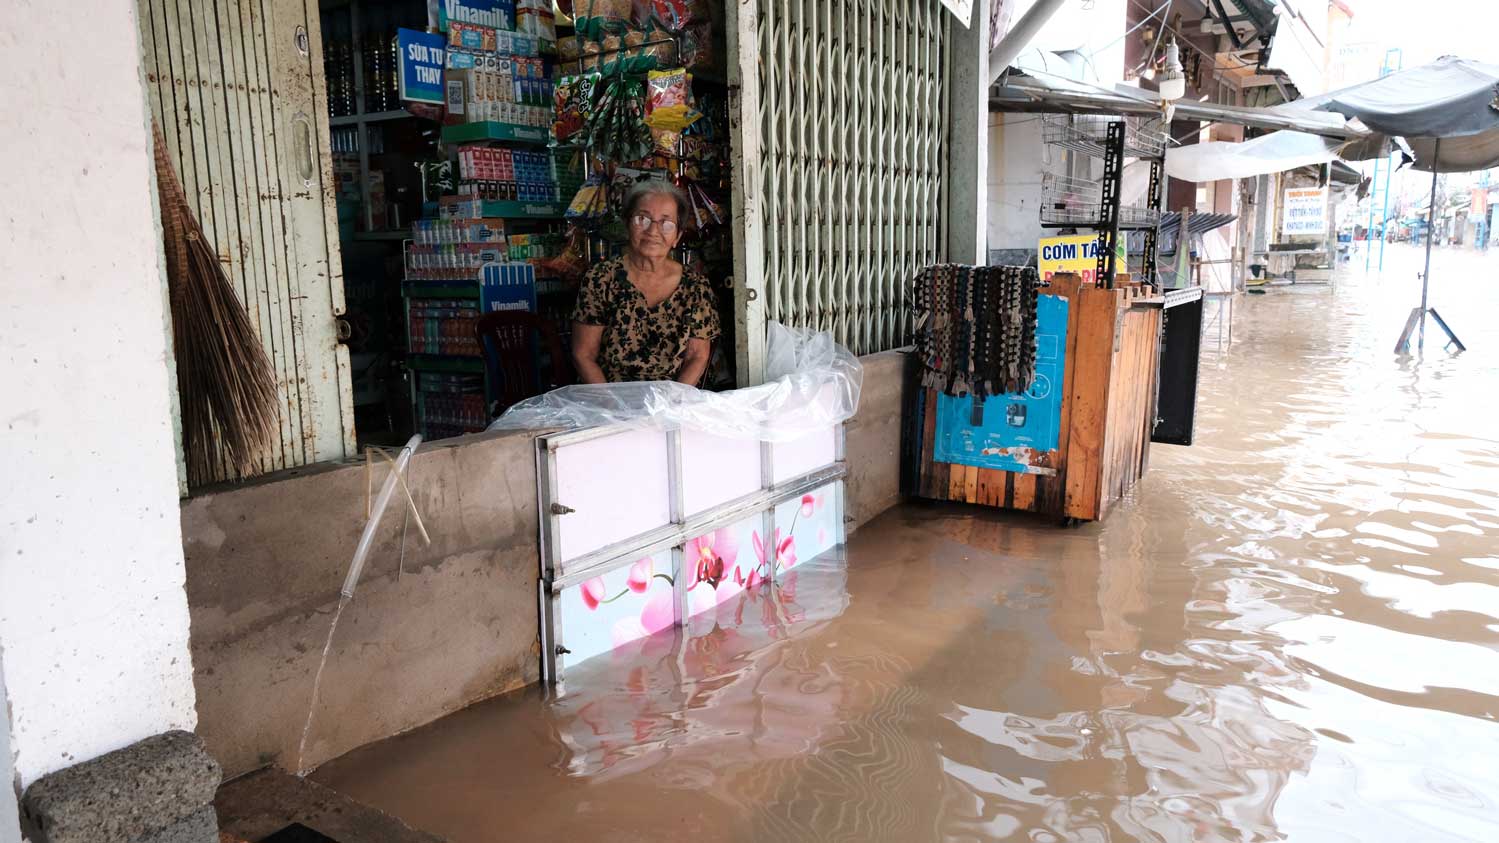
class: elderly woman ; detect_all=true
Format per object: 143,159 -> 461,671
571,180 -> 720,385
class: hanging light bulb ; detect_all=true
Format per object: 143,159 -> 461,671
1158,39 -> 1187,102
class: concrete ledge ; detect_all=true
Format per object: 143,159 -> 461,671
181,429 -> 542,777
845,349 -> 911,533
19,731 -> 220,843
215,769 -> 443,843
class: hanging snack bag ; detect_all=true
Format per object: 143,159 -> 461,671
645,68 -> 701,132
681,21 -> 714,69
650,125 -> 682,155
552,74 -> 597,145
572,0 -> 634,39
585,74 -> 654,162
566,176 -> 610,221
651,0 -> 693,31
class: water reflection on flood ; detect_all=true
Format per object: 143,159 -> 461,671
315,244 -> 1499,842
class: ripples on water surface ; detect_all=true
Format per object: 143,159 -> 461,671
316,245 -> 1499,842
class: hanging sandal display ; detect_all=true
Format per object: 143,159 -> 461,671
911,264 -> 1040,400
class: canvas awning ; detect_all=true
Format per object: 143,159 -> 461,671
1164,130 -> 1347,182
990,71 -> 1363,140
1287,56 -> 1499,172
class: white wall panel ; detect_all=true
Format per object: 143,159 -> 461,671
772,426 -> 838,484
554,429 -> 672,563
680,429 -> 763,516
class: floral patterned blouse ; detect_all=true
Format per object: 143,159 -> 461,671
573,257 -> 721,383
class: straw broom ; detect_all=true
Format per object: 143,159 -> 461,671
153,125 -> 280,487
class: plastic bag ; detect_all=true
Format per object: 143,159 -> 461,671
487,322 -> 863,442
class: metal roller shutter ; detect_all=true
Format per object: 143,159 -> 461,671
752,0 -> 949,357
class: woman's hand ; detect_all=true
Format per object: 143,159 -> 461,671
675,338 -> 712,386
572,323 -> 608,384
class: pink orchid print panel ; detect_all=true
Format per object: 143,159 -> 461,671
769,482 -> 840,581
560,550 -> 678,666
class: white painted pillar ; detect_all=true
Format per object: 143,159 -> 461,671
0,0 -> 198,791
0,651 -> 18,843
946,8 -> 990,265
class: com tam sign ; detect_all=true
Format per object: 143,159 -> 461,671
1038,234 -> 1126,286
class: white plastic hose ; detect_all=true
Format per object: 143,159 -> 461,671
341,434 -> 422,599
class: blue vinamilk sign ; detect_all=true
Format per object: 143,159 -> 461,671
398,28 -> 447,105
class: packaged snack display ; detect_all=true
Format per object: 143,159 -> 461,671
586,74 -> 653,162
645,68 -> 701,132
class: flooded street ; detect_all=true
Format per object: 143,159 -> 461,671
315,243 -> 1499,842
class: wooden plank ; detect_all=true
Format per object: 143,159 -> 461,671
920,387 -> 939,498
1013,472 -> 1037,512
1139,309 -> 1162,477
1063,285 -> 1120,521
1038,274 -> 1085,517
964,465 -> 979,504
1002,471 -> 1015,508
948,461 -> 966,502
976,469 -> 995,507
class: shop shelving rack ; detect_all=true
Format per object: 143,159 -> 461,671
1040,113 -> 1167,288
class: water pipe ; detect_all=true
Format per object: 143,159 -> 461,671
341,434 -> 422,599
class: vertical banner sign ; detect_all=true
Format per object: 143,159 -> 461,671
398,28 -> 447,105
1282,187 -> 1329,236
939,0 -> 974,27
1038,234 -> 1127,286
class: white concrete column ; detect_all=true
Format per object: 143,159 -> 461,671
0,652 -> 17,843
946,9 -> 990,266
0,0 -> 198,792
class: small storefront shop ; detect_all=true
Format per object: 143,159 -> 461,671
138,0 -> 742,483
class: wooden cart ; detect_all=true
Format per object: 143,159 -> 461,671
903,274 -> 1183,524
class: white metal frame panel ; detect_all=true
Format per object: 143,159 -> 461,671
734,0 -> 949,371
537,424 -> 848,687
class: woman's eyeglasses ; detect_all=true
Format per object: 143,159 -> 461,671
631,214 -> 679,236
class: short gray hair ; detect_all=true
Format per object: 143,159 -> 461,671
622,178 -> 689,222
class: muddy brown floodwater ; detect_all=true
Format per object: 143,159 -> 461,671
315,244 -> 1499,842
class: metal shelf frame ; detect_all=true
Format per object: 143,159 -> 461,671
1040,113 -> 1166,288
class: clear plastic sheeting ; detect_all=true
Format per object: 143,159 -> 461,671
486,322 -> 863,442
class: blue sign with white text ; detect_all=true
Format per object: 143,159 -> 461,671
397,28 -> 447,105
933,293 -> 1069,474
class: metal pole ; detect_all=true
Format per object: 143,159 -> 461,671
1421,139 -> 1440,316
987,0 -> 1069,85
